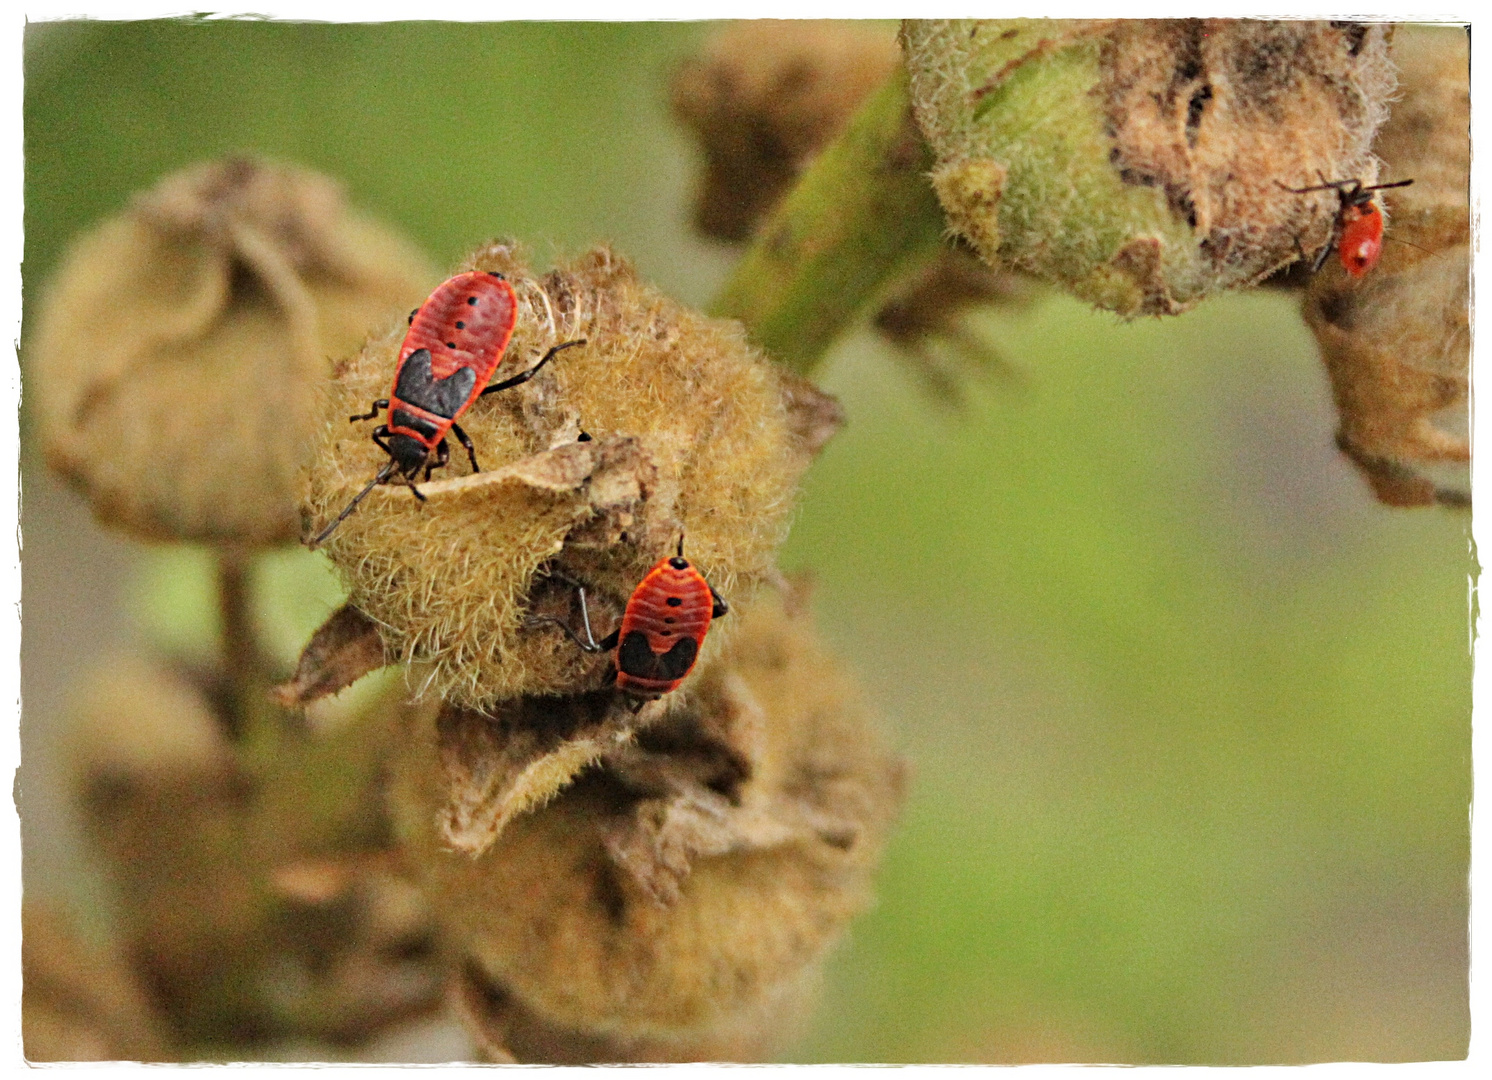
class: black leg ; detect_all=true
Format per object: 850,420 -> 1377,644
403,473 -> 427,502
371,426 -> 392,454
424,439 -> 450,482
481,338 -> 587,396
450,421 -> 480,472
524,584 -> 612,652
709,585 -> 729,620
351,399 -> 390,422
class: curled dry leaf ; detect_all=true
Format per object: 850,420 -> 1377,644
1302,25 -> 1469,507
304,243 -> 828,709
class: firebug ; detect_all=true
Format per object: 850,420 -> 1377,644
529,540 -> 729,700
312,271 -> 585,546
1280,176 -> 1414,277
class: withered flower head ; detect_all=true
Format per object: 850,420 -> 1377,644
389,584 -> 905,1060
1301,25 -> 1469,507
902,20 -> 1398,315
671,20 -> 900,242
302,242 -> 838,710
68,653 -> 443,1050
31,154 -> 437,545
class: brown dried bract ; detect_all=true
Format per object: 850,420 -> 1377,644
1301,25 -> 1469,507
31,155 -> 436,545
273,602 -> 387,707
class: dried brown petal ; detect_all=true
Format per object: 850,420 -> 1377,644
31,155 -> 436,544
304,243 -> 818,709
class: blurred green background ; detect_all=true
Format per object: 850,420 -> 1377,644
21,19 -> 1470,1063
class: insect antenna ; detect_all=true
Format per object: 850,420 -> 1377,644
311,460 -> 397,548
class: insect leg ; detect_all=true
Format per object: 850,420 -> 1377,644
424,439 -> 450,482
450,421 -> 480,473
350,399 -> 390,422
709,585 -> 730,620
481,338 -> 588,395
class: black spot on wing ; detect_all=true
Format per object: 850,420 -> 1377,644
617,631 -> 698,682
394,348 -> 477,418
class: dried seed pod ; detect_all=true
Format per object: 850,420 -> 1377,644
902,20 -> 1397,315
68,653 -> 443,1049
31,155 -> 437,545
303,243 -> 833,710
389,585 -> 905,1059
22,901 -> 168,1061
670,20 -> 900,242
1301,25 -> 1469,507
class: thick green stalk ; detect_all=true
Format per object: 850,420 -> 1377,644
709,67 -> 946,374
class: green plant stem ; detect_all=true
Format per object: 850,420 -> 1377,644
708,67 -> 948,374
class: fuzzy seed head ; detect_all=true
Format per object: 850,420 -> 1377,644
903,20 -> 1398,315
389,587 -> 905,1052
30,155 -> 438,545
303,244 -> 822,710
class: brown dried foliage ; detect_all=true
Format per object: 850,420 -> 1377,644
32,155 -> 436,544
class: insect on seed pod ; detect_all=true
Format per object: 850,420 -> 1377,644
528,541 -> 729,701
301,243 -> 830,709
901,20 -> 1398,315
388,585 -> 906,1061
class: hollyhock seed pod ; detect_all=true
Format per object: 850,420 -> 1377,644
30,155 -> 437,545
388,586 -> 905,1060
902,20 -> 1397,315
302,243 -> 832,710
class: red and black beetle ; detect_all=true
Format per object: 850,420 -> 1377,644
530,541 -> 729,700
1280,176 -> 1414,278
312,270 -> 585,546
